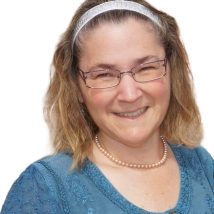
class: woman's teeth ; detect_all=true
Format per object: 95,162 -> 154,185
116,107 -> 148,118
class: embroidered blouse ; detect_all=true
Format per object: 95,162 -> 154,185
1,144 -> 214,214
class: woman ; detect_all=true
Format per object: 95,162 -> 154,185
1,0 -> 214,213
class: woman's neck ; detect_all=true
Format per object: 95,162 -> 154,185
92,132 -> 165,167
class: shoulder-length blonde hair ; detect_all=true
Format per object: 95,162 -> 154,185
44,0 -> 203,168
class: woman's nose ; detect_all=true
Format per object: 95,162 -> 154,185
117,73 -> 143,102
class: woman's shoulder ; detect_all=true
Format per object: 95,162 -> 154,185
35,152 -> 73,175
170,143 -> 213,165
1,152 -> 74,214
190,146 -> 214,187
170,143 -> 214,190
17,152 -> 74,186
28,152 -> 76,198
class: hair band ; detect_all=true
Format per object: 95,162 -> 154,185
72,0 -> 162,47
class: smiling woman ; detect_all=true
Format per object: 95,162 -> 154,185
78,18 -> 170,150
1,0 -> 214,214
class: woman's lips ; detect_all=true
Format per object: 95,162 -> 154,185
114,107 -> 148,119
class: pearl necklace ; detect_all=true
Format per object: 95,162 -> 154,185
95,135 -> 168,169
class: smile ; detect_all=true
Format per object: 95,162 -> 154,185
115,107 -> 148,118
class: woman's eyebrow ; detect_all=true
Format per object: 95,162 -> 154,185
133,55 -> 160,65
86,55 -> 161,71
87,63 -> 117,71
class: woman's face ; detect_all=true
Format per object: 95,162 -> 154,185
78,18 -> 170,146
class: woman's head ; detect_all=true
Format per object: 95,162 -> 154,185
44,0 -> 203,167
78,16 -> 170,148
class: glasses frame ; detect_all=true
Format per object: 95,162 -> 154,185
79,58 -> 167,89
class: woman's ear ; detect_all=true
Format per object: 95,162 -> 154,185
78,92 -> 84,103
76,76 -> 85,103
77,85 -> 84,103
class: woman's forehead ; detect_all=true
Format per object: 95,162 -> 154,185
78,18 -> 164,68
79,17 -> 157,42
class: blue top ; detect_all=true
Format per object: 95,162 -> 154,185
1,144 -> 214,214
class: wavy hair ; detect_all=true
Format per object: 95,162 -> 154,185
44,0 -> 203,168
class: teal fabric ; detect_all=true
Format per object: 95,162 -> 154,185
1,144 -> 214,214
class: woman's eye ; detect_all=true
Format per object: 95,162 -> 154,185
90,71 -> 115,79
97,73 -> 111,78
136,62 -> 160,73
140,65 -> 156,71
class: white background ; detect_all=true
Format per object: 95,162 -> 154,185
0,0 -> 213,209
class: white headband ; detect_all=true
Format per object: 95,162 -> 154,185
72,0 -> 162,47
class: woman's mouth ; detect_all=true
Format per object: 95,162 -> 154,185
114,107 -> 148,118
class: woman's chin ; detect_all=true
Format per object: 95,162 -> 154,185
111,131 -> 157,148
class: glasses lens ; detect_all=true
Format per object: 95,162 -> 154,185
86,69 -> 120,88
134,60 -> 166,82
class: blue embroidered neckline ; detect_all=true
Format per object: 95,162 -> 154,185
82,144 -> 192,214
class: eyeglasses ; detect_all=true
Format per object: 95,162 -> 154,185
79,58 -> 167,89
